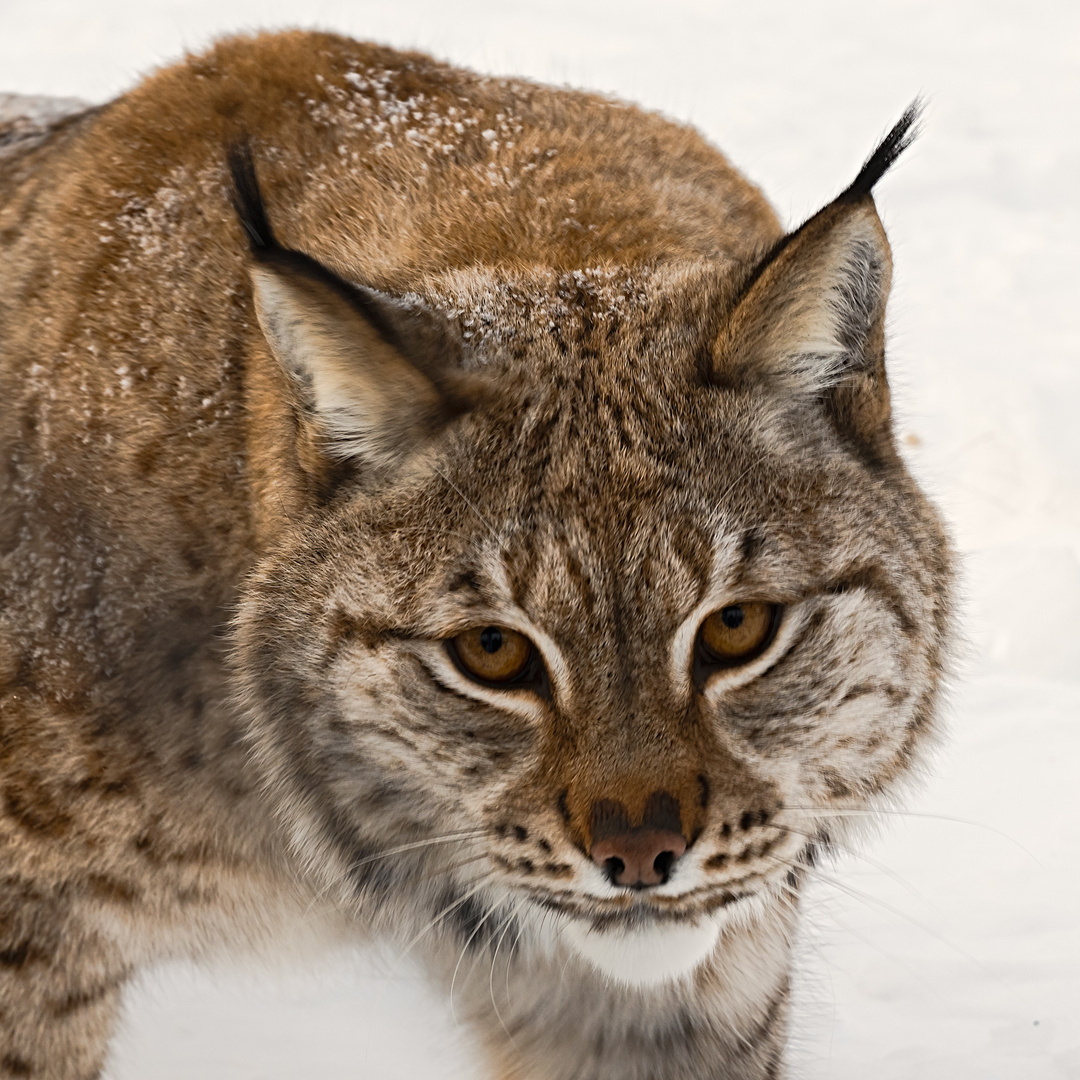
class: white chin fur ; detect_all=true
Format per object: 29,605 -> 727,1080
562,916 -> 721,987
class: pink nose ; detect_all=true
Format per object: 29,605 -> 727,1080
590,828 -> 687,888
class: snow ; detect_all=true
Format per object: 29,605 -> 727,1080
2,0 -> 1077,1075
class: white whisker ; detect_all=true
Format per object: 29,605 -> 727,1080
394,873 -> 497,969
784,806 -> 1045,868
449,899 -> 502,1022
488,909 -> 522,1050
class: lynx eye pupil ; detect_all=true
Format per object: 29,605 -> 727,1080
721,606 -> 744,629
480,626 -> 503,653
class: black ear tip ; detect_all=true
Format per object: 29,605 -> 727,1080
842,97 -> 924,202
226,138 -> 276,252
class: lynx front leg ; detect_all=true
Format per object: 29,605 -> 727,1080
0,885 -> 128,1080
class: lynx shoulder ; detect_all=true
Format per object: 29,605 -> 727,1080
0,30 -> 951,1080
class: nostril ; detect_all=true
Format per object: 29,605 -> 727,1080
652,849 -> 677,883
603,856 -> 626,884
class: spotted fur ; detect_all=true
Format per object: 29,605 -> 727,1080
0,32 -> 951,1079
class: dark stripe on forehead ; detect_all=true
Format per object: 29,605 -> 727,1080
561,542 -> 599,619
447,569 -> 482,594
508,523 -> 603,620
669,517 -> 714,605
740,527 -> 765,564
505,528 -> 541,611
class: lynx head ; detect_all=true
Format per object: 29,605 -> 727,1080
232,105 -> 952,988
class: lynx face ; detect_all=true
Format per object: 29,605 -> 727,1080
234,186 -> 948,989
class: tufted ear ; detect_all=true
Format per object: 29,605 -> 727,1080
713,104 -> 920,461
228,142 -> 474,476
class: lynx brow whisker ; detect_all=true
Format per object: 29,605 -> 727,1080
379,523 -> 494,547
714,455 -> 769,508
432,463 -> 506,550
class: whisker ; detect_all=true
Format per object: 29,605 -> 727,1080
394,873 -> 497,969
758,851 -> 997,982
346,830 -> 486,872
489,909 -> 521,1051
783,806 -> 1046,869
432,463 -> 504,548
557,936 -> 577,988
805,891 -> 953,996
773,823 -> 940,911
299,831 -> 486,922
504,899 -> 528,1008
413,850 -> 490,886
715,455 -> 767,507
450,899 -> 503,1022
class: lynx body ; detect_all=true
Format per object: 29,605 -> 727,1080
0,32 -> 951,1079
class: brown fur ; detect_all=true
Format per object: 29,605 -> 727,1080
0,32 -> 952,1079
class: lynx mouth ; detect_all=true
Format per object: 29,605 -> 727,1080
561,913 -> 723,986
537,877 -> 776,986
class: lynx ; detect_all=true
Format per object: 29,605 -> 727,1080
0,31 -> 952,1080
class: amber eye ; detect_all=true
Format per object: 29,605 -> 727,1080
449,625 -> 534,685
698,602 -> 781,667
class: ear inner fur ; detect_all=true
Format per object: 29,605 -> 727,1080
714,201 -> 891,385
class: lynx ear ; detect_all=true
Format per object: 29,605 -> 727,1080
714,104 -> 920,459
228,143 -> 470,475
713,201 -> 892,396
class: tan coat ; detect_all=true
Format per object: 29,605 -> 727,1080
0,32 -> 950,1079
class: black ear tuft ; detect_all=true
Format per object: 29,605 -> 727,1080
224,141 -> 432,359
226,139 -> 277,252
840,99 -> 923,203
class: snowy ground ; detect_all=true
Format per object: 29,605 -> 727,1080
3,1 -> 1078,1076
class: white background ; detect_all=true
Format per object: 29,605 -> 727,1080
2,1 -> 1078,1076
